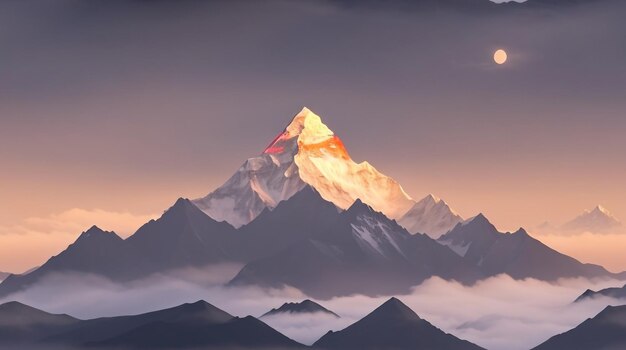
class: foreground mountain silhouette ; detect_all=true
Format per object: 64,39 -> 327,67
262,300 -> 339,318
532,305 -> 626,350
0,300 -> 303,349
313,297 -> 484,350
0,301 -> 79,344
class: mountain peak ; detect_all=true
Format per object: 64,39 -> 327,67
264,107 -> 350,161
194,107 -> 415,227
286,107 -> 335,145
512,228 -> 529,236
399,194 -> 463,238
86,225 -> 104,234
438,212 -> 499,251
562,204 -> 621,233
0,300 -> 31,312
345,198 -> 373,214
76,226 -> 121,243
314,296 -> 484,350
261,299 -> 340,318
458,213 -> 495,231
167,197 -> 197,213
593,205 -> 610,215
424,193 -> 440,202
368,297 -> 421,322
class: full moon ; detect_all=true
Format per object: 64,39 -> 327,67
493,49 -> 508,64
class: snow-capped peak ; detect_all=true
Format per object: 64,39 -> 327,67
561,204 -> 622,233
592,205 -> 611,215
398,194 -> 463,238
263,107 -> 350,162
193,107 -> 415,228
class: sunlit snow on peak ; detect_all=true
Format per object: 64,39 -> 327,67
194,107 -> 454,233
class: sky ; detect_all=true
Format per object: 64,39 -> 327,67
1,0 -> 625,272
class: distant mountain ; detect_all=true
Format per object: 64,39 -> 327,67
0,300 -> 303,349
562,205 -> 622,233
261,300 -> 339,318
398,194 -> 463,238
438,214 -> 617,280
576,284 -> 626,302
0,272 -> 9,281
0,226 -> 143,297
532,305 -> 626,350
0,301 -> 79,345
313,297 -> 484,350
230,191 -> 480,298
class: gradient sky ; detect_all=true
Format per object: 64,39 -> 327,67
1,0 -> 625,272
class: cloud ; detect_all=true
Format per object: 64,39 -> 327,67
1,270 -> 625,350
261,312 -> 351,345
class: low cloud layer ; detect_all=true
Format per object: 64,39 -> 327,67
1,267 -> 624,350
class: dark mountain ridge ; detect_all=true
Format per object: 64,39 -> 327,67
262,299 -> 340,318
533,305 -> 626,350
438,214 -> 619,280
0,300 -> 303,350
313,297 -> 484,350
230,193 -> 481,298
576,284 -> 626,302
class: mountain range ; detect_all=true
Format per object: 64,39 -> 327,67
0,298 -> 485,350
438,214 -> 618,280
0,300 -> 302,350
193,107 -> 455,235
536,205 -> 623,235
0,107 -> 623,300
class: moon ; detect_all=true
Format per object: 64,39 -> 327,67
493,49 -> 508,65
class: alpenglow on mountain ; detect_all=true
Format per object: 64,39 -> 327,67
561,205 -> 622,233
193,107 -> 461,236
